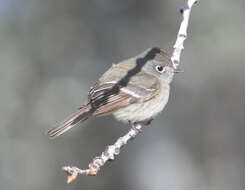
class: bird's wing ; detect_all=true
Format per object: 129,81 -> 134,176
88,73 -> 160,117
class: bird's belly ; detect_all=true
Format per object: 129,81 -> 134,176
113,83 -> 169,123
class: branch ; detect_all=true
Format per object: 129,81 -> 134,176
171,0 -> 197,69
61,0 -> 197,183
62,123 -> 142,183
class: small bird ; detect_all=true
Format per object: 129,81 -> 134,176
48,47 -> 177,138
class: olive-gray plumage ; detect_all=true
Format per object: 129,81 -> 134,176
48,47 -> 175,138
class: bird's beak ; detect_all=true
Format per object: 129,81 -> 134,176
173,68 -> 184,74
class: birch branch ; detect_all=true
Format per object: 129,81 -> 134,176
62,123 -> 142,183
62,0 -> 197,183
171,0 -> 197,69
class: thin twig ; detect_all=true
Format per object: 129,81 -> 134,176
62,123 -> 142,183
171,0 -> 197,69
62,0 -> 197,183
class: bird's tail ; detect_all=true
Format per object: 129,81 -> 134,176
47,105 -> 91,138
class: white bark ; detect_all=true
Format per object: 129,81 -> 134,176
62,0 -> 197,183
171,0 -> 197,69
63,124 -> 142,183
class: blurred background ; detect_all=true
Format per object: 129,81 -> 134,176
0,0 -> 244,190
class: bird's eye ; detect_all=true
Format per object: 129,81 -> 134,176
155,65 -> 164,73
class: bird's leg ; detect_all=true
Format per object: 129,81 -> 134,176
62,123 -> 143,183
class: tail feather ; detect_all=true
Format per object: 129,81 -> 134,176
48,105 -> 91,138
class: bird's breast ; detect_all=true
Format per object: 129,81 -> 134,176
113,82 -> 170,123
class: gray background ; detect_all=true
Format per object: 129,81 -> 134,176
0,0 -> 244,190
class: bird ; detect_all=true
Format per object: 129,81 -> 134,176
48,47 -> 177,138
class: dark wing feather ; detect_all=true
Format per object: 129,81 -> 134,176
88,72 -> 160,117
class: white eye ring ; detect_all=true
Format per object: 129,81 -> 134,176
155,65 -> 165,73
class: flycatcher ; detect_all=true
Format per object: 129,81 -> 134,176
48,47 -> 176,138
